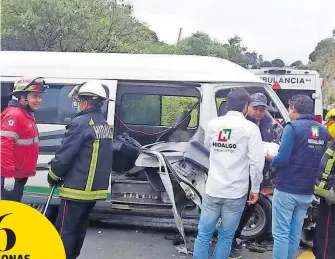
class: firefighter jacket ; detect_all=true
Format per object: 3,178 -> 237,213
315,140 -> 335,198
48,107 -> 113,201
1,100 -> 39,178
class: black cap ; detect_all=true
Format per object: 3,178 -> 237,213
250,93 -> 267,107
289,94 -> 314,114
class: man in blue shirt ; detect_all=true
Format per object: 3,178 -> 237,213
266,94 -> 329,259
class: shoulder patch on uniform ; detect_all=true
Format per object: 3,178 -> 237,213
7,119 -> 15,126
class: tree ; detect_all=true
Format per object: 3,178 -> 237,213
309,38 -> 335,62
245,52 -> 258,66
177,32 -> 212,56
1,0 -> 159,52
261,61 -> 273,67
271,59 -> 285,67
290,60 -> 303,68
225,35 -> 247,64
258,55 -> 264,65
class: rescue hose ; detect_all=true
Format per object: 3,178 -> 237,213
43,185 -> 56,216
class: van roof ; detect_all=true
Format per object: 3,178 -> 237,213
0,51 -> 264,84
249,67 -> 320,75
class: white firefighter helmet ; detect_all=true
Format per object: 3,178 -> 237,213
68,81 -> 113,101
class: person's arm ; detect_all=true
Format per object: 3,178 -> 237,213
1,113 -> 21,178
204,122 -> 212,150
248,125 -> 265,194
269,123 -> 276,142
48,121 -> 84,182
270,124 -> 295,166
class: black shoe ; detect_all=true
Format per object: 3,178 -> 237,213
233,241 -> 243,251
229,249 -> 242,259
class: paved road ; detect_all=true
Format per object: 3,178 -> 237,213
79,223 -> 273,259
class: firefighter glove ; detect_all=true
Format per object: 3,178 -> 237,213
4,177 -> 15,191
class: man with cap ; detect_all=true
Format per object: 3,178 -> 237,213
1,77 -> 48,201
229,92 -> 276,258
266,94 -> 329,259
246,93 -> 275,142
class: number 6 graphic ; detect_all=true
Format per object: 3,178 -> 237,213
0,213 -> 16,252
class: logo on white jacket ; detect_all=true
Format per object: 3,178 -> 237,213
213,129 -> 237,151
217,129 -> 231,142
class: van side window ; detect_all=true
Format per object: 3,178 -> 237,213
0,82 -> 14,112
161,96 -> 199,127
121,94 -> 161,126
35,84 -> 108,124
121,94 -> 199,128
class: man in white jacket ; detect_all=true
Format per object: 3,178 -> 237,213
193,88 -> 265,259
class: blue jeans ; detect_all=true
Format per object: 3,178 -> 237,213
193,193 -> 247,259
272,188 -> 313,259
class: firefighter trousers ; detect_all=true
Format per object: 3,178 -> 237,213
54,199 -> 96,259
0,176 -> 28,202
314,198 -> 335,259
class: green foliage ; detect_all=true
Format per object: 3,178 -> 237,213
261,61 -> 273,67
120,93 -> 199,128
1,0 -> 159,52
271,59 -> 285,67
290,60 -> 303,68
161,96 -> 199,127
175,32 -> 229,59
245,52 -> 258,66
308,30 -> 335,108
1,0 -> 291,131
309,38 -> 335,62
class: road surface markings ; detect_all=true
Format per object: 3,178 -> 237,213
297,250 -> 315,259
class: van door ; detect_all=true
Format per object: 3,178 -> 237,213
20,78 -> 117,200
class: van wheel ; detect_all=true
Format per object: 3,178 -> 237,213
240,195 -> 272,242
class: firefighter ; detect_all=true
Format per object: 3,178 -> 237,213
1,77 -> 48,201
314,108 -> 335,259
47,81 -> 114,259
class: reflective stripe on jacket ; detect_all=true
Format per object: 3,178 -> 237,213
48,107 -> 113,201
315,141 -> 335,197
0,101 -> 39,178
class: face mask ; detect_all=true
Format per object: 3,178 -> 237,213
77,105 -> 82,113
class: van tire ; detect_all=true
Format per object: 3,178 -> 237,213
240,195 -> 272,242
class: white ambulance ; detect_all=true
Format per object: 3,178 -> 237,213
249,67 -> 324,123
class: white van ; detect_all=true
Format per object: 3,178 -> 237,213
249,67 -> 324,123
0,51 -> 289,242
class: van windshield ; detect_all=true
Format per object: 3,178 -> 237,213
273,89 -> 315,110
215,86 -> 287,119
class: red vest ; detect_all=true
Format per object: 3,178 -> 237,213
1,106 -> 39,178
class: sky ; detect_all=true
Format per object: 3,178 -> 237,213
128,0 -> 335,65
